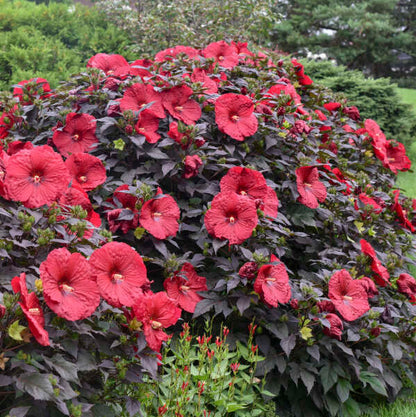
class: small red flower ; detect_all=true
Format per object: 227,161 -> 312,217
11,273 -> 50,346
239,262 -> 259,280
343,106 -> 360,121
397,273 -> 416,303
128,58 -> 154,78
215,93 -> 258,141
254,254 -> 291,307
204,192 -> 258,245
40,248 -> 100,321
120,83 -> 165,119
52,113 -> 98,157
87,53 -> 129,75
296,166 -> 327,209
360,239 -> 390,286
355,193 -> 383,215
317,300 -> 336,313
167,121 -> 192,149
323,102 -> 341,112
323,313 -> 343,340
0,111 -> 15,139
162,85 -> 201,125
328,269 -> 370,321
4,145 -> 70,208
202,41 -> 239,69
65,153 -> 106,191
7,141 -> 33,156
89,242 -> 149,308
132,291 -> 182,352
135,111 -> 161,144
139,190 -> 180,239
164,263 -> 207,313
183,155 -> 203,178
359,277 -> 379,298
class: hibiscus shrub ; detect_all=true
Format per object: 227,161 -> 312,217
1,42 -> 416,417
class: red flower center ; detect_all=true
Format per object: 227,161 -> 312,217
112,273 -> 124,283
72,134 -> 80,142
343,295 -> 353,302
266,277 -> 276,282
231,115 -> 240,122
175,106 -> 184,112
228,216 -> 236,224
59,283 -> 74,294
218,55 -> 224,61
138,127 -> 146,133
79,175 -> 87,183
180,285 -> 190,292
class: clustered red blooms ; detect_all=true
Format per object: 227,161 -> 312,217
3,41 -> 416,351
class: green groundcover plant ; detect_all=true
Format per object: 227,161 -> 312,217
1,41 -> 416,417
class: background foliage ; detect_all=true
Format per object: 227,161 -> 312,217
0,0 -> 136,90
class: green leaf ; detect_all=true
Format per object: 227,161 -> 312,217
341,398 -> 361,417
300,369 -> 315,394
320,364 -> 338,394
15,373 -> 55,401
360,371 -> 388,396
387,340 -> 403,361
44,354 -> 79,383
226,403 -> 247,412
336,379 -> 352,403
8,320 -> 26,341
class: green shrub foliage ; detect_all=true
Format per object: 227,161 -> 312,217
1,43 -> 416,417
0,0 -> 136,91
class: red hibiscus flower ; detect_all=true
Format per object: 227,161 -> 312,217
162,85 -> 201,125
254,254 -> 291,307
52,113 -> 98,157
65,153 -> 106,191
296,166 -> 327,209
383,140 -> 411,174
58,184 -> 101,236
40,248 -> 100,321
397,273 -> 416,303
265,79 -> 303,108
291,59 -> 313,85
215,93 -> 258,141
7,141 -> 33,156
87,53 -> 129,75
106,185 -> 139,234
261,186 -> 279,219
343,106 -> 360,121
360,239 -> 390,286
129,58 -> 154,78
183,155 -> 203,179
132,291 -> 182,352
89,242 -> 149,308
355,193 -> 383,215
205,192 -> 258,245
155,45 -> 200,62
392,190 -> 415,232
328,269 -> 370,321
220,166 -> 268,201
4,145 -> 70,208
323,102 -> 341,112
164,263 -> 207,313
317,300 -> 336,313
135,111 -> 161,144
167,121 -> 194,149
13,78 -> 51,104
11,273 -> 50,346
202,41 -> 239,69
322,313 -> 343,340
0,111 -> 15,139
139,190 -> 180,240
190,68 -> 218,95
120,83 -> 165,119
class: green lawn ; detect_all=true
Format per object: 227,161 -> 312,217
364,396 -> 416,417
396,88 -> 416,197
